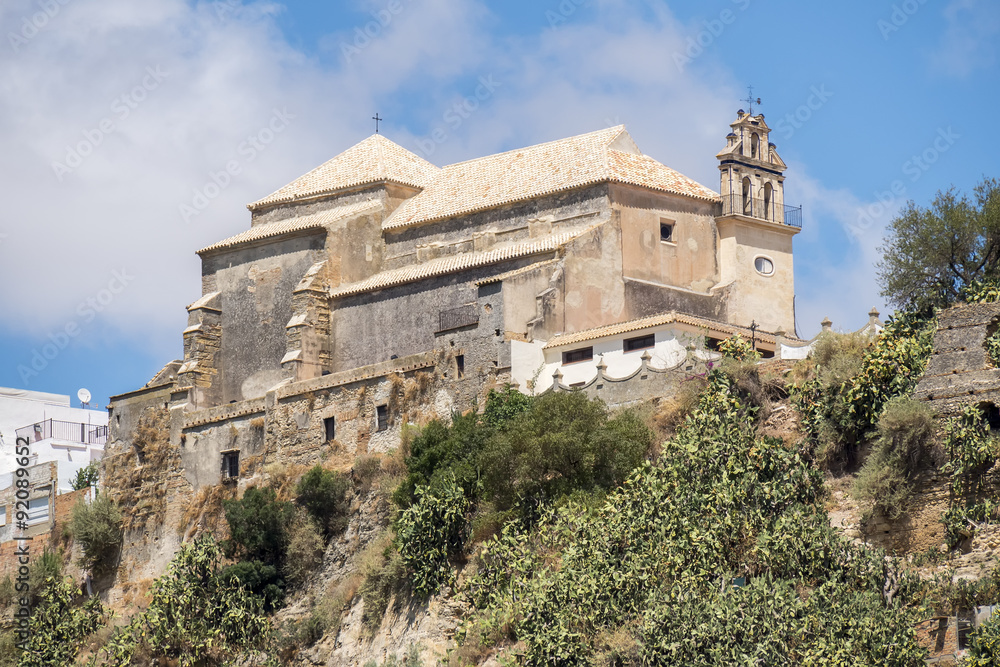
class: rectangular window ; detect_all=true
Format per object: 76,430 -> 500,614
376,405 -> 389,432
221,451 -> 240,481
456,354 -> 465,379
0,505 -> 6,527
324,417 -> 336,442
562,347 -> 594,364
660,219 -> 675,243
623,334 -> 655,352
27,496 -> 50,526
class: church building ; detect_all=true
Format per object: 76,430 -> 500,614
180,111 -> 801,407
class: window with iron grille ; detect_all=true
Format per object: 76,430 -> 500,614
562,347 -> 593,364
623,334 -> 655,352
221,451 -> 240,481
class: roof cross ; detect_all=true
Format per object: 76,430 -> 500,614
372,112 -> 383,134
741,86 -> 761,116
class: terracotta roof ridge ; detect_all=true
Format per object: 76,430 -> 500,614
438,125 -> 626,170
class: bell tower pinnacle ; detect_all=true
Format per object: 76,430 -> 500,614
713,101 -> 801,336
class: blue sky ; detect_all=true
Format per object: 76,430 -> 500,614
0,0 -> 996,407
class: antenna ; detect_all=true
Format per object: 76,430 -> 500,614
77,388 -> 91,407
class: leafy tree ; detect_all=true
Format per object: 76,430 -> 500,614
70,462 -> 99,491
393,411 -> 491,508
878,177 -> 1000,312
219,560 -> 285,611
70,494 -> 122,575
478,391 -> 653,518
482,384 -> 533,430
295,465 -> 350,535
222,486 -> 294,568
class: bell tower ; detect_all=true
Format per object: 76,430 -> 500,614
714,105 -> 801,336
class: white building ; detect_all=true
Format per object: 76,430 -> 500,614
0,387 -> 108,494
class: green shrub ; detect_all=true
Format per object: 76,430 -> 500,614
295,465 -> 351,535
482,384 -> 533,430
479,392 -> 652,518
70,494 -> 122,574
223,486 -> 294,568
27,548 -> 62,604
393,411 -> 490,509
793,312 -> 935,469
102,534 -> 273,666
284,511 -> 326,589
396,477 -> 470,598
70,462 -> 100,491
965,608 -> 1000,666
853,396 -> 936,519
0,630 -> 17,667
219,559 -> 285,611
18,575 -> 104,667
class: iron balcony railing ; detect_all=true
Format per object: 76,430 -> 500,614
721,193 -> 802,228
14,419 -> 108,446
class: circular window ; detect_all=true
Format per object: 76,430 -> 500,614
754,256 -> 774,276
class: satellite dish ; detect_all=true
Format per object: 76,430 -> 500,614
78,388 -> 92,405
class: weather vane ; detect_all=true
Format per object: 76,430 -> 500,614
741,86 -> 761,116
372,113 -> 382,134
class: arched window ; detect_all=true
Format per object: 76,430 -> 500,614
750,133 -> 760,159
763,183 -> 773,221
742,177 -> 752,215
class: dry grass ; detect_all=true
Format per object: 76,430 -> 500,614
652,377 -> 707,437
249,416 -> 265,429
263,461 -> 309,501
179,483 -> 237,537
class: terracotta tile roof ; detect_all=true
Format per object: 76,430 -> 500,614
542,311 -> 791,349
383,126 -> 718,230
198,200 -> 381,254
248,134 -> 441,210
330,229 -> 589,299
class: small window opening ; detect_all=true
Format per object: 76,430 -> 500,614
742,177 -> 752,215
763,183 -> 773,221
221,451 -> 240,482
980,402 -> 1000,431
376,405 -> 389,432
562,347 -> 594,364
324,417 -> 336,442
706,337 -> 724,352
751,132 -> 760,159
624,334 -> 655,352
660,221 -> 674,243
456,354 -> 465,379
754,256 -> 774,276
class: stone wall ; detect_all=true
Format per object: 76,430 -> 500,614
916,302 -> 1000,417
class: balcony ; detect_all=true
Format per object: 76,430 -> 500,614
14,419 -> 108,446
721,193 -> 802,229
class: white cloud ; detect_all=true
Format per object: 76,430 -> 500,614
928,0 -> 1000,78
